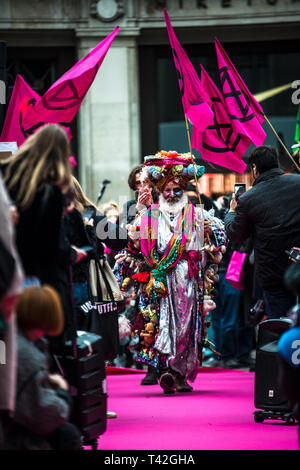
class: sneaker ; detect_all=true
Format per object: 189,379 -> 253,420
222,357 -> 241,369
141,366 -> 158,385
106,411 -> 117,419
202,356 -> 223,368
238,354 -> 256,371
159,372 -> 176,394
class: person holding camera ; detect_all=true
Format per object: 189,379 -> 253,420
225,145 -> 300,319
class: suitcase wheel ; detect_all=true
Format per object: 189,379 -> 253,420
89,438 -> 99,450
91,438 -> 98,450
285,416 -> 296,425
254,412 -> 264,423
82,437 -> 99,450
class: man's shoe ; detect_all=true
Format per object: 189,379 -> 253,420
222,357 -> 241,369
174,374 -> 193,392
238,354 -> 256,371
159,372 -> 176,394
141,365 -> 158,385
106,411 -> 117,419
202,356 -> 222,368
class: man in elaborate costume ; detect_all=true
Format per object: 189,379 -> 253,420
115,150 -> 226,394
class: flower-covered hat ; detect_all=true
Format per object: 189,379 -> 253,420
141,150 -> 205,191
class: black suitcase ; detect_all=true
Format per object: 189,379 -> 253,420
254,318 -> 296,424
54,331 -> 107,449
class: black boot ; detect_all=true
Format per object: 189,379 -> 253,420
141,365 -> 158,385
159,370 -> 176,394
174,373 -> 193,392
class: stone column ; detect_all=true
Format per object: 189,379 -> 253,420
76,33 -> 141,208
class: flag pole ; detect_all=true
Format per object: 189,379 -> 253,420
264,114 -> 300,173
184,113 -> 207,369
184,114 -> 203,207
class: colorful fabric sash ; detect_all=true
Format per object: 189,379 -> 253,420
181,251 -> 201,283
140,202 -> 196,298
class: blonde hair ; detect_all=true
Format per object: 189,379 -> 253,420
5,124 -> 72,210
16,285 -> 64,336
101,201 -> 119,216
71,176 -> 97,214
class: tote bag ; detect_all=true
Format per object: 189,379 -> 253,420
87,256 -> 123,304
225,250 -> 247,290
86,255 -> 123,360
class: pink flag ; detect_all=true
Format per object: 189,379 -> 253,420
0,75 -> 41,146
0,27 -> 119,146
164,9 -> 213,131
191,66 -> 250,173
215,37 -> 266,146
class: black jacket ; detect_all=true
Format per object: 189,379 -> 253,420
225,168 -> 300,292
64,208 -> 97,284
119,199 -> 137,227
94,210 -> 128,254
6,178 -> 78,343
8,184 -> 64,279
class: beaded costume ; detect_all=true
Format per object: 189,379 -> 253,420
115,151 -> 226,385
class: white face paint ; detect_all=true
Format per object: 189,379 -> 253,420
162,181 -> 184,204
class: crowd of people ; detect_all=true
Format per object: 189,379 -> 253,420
0,124 -> 128,449
0,122 -> 300,449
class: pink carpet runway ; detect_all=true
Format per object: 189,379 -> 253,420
94,367 -> 299,451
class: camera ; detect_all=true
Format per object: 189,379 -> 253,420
285,248 -> 300,263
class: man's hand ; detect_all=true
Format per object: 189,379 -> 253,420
115,251 -> 135,269
136,186 -> 153,211
9,205 -> 19,227
48,373 -> 69,391
84,217 -> 94,227
229,193 -> 237,212
289,247 -> 300,263
115,252 -> 131,264
72,246 -> 88,263
204,219 -> 212,236
126,224 -> 140,241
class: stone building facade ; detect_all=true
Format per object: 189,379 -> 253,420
1,0 -> 300,201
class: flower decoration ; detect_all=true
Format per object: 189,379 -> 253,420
172,165 -> 184,177
142,150 -> 205,191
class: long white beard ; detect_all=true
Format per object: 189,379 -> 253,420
159,193 -> 188,215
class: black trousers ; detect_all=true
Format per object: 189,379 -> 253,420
47,422 -> 82,450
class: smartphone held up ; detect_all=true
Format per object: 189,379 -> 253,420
83,209 -> 93,220
234,183 -> 246,202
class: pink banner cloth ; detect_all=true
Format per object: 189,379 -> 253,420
0,27 -> 119,146
215,37 -> 266,146
225,250 -> 247,290
191,66 -> 249,173
0,75 -> 41,146
164,9 -> 213,132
